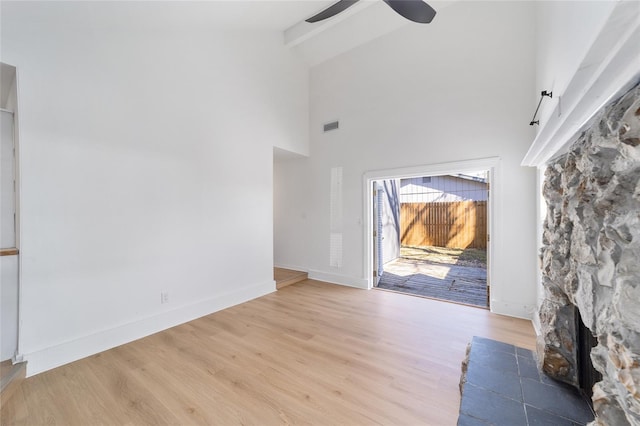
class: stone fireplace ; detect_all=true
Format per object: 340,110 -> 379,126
538,82 -> 640,425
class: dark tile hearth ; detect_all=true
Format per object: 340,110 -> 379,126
458,337 -> 594,426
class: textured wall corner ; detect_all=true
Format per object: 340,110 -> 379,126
538,83 -> 640,425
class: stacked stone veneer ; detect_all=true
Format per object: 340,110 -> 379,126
539,82 -> 640,426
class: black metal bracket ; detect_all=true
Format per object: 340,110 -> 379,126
529,90 -> 553,126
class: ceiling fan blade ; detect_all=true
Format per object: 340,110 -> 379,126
383,0 -> 436,23
306,0 -> 360,23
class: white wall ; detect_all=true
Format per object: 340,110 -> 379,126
274,156 -> 311,272
1,255 -> 18,361
275,1 -> 539,318
534,1 -> 617,127
1,110 -> 16,248
1,2 -> 308,375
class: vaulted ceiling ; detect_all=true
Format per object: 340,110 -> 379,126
1,1 -> 325,31
1,0 -> 457,67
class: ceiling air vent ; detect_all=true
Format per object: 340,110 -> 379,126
323,121 -> 339,132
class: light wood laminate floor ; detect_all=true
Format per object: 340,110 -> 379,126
1,280 -> 535,425
274,267 -> 307,289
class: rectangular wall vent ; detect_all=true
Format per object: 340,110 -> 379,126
323,121 -> 339,132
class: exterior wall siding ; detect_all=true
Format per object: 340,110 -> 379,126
399,175 -> 487,203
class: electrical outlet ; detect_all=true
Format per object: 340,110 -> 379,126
161,291 -> 169,304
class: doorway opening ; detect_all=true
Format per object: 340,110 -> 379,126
364,159 -> 496,309
273,147 -> 309,290
1,62 -> 20,365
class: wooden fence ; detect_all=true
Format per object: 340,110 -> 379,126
400,201 -> 487,250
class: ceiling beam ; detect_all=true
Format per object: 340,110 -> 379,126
284,1 -> 376,47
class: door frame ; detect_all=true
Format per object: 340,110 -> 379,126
1,62 -> 22,363
362,157 -> 501,310
372,182 -> 384,287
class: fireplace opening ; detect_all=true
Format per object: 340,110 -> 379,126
576,309 -> 602,402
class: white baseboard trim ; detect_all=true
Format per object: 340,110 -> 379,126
307,270 -> 368,289
22,280 -> 276,377
532,317 -> 542,337
490,300 -> 535,321
531,305 -> 542,337
273,263 -> 308,273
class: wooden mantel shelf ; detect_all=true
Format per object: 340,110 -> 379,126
0,248 -> 18,256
